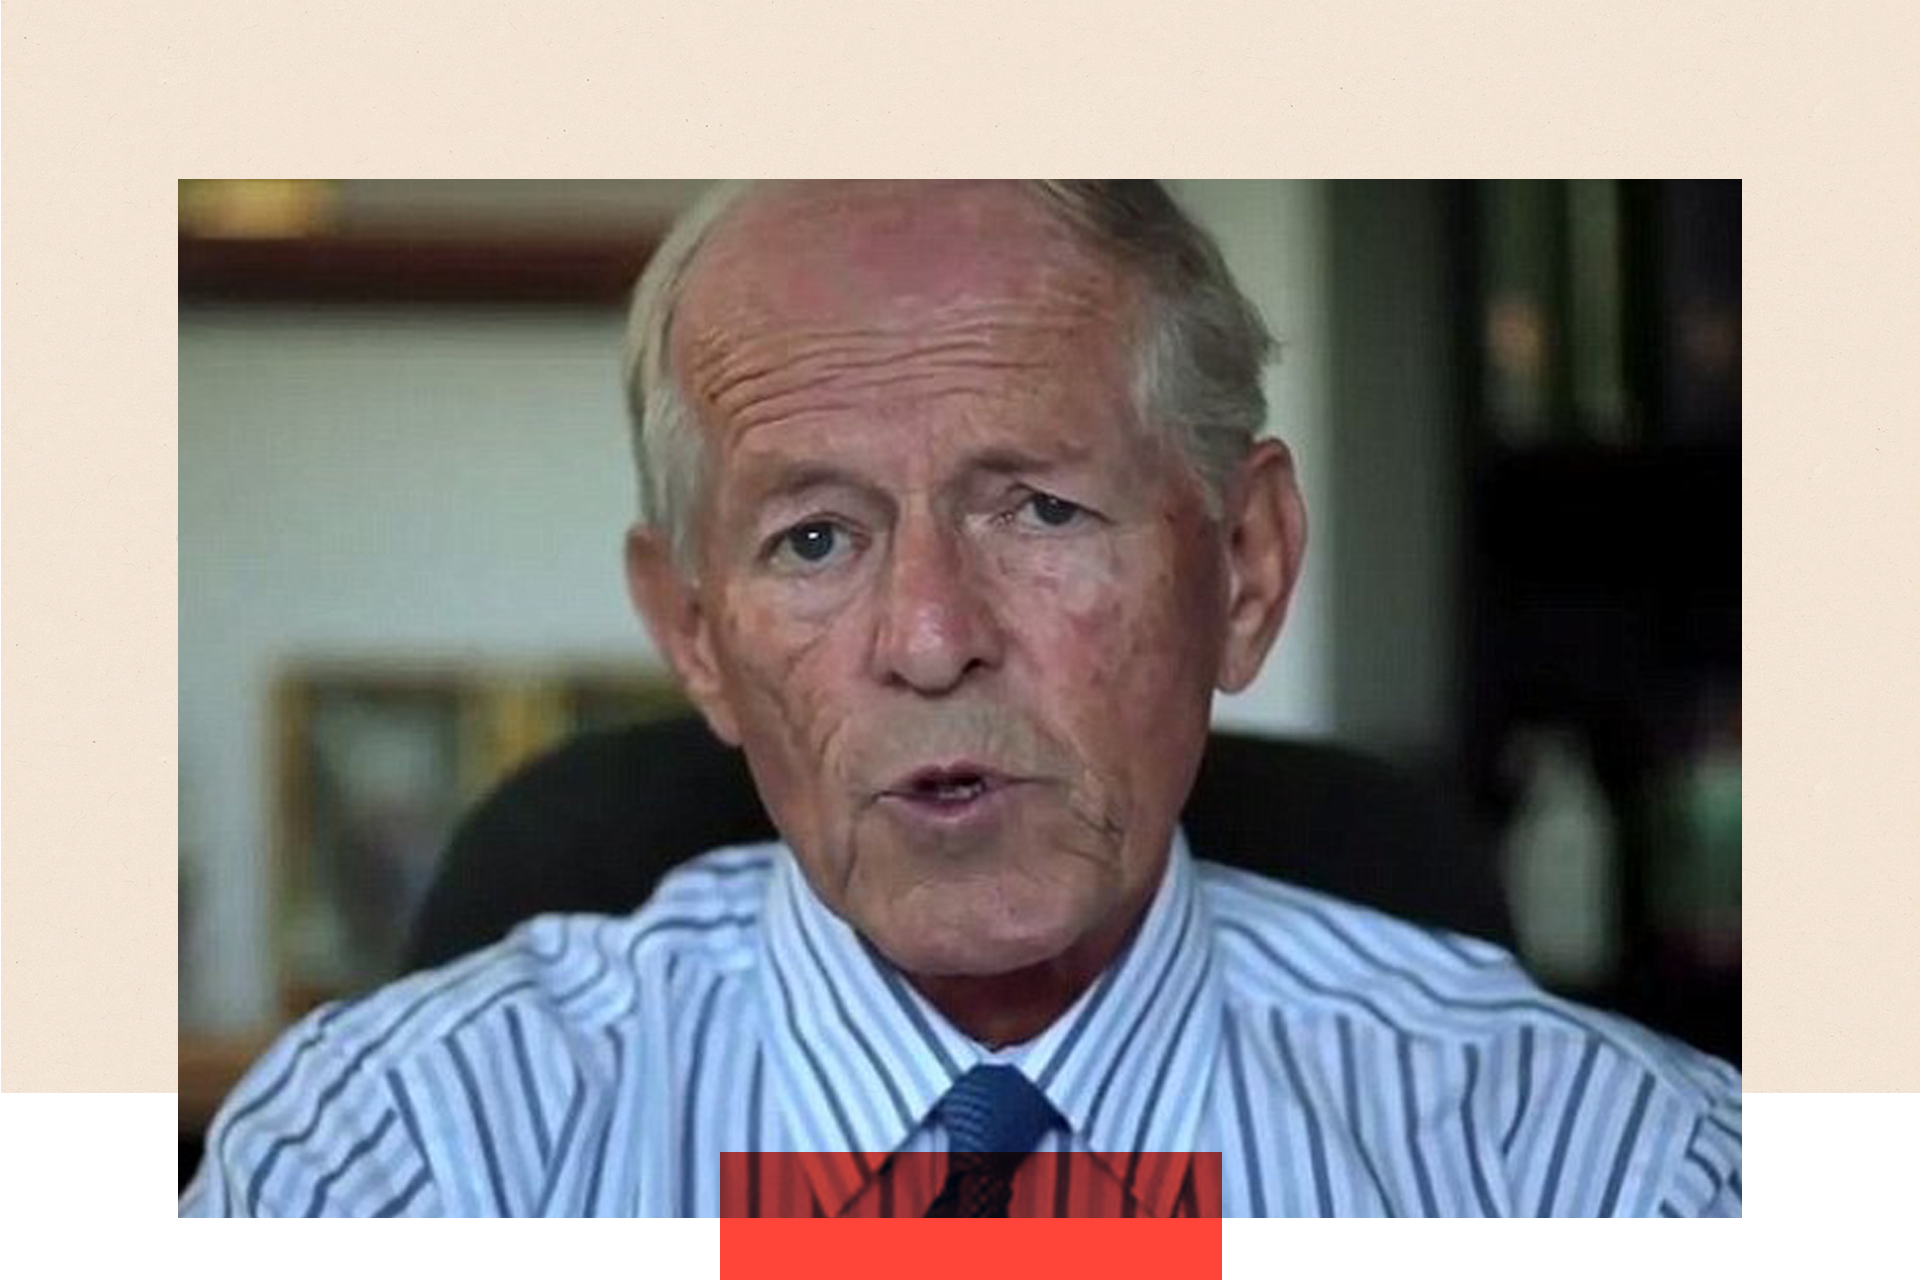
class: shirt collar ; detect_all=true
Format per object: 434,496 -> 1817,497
758,828 -> 1224,1218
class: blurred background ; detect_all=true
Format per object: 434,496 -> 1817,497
178,180 -> 1739,1178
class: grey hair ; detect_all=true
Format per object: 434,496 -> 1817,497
620,180 -> 1275,571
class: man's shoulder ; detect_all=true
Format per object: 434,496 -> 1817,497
1195,859 -> 1739,1104
325,841 -> 778,1053
186,843 -> 782,1215
1195,860 -> 1739,1216
1196,856 -> 1532,1009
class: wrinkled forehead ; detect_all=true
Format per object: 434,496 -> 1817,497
672,181 -> 1139,389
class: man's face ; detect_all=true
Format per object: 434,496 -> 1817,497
640,183 -> 1275,982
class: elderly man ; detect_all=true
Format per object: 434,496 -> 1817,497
184,181 -> 1740,1217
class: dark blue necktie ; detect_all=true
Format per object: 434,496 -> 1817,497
924,1064 -> 1061,1217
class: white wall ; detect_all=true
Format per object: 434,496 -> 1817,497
179,307 -> 656,1028
1170,181 -> 1335,739
178,183 -> 1340,1030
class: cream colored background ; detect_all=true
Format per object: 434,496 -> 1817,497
5,0 -> 1917,1091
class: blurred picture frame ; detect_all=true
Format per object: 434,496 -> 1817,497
272,662 -> 686,1016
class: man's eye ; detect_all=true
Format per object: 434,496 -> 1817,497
1016,492 -> 1088,530
771,521 -> 848,567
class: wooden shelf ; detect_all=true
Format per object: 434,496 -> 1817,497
179,230 -> 662,307
1451,184 -> 1741,1066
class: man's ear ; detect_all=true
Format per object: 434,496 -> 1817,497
1216,438 -> 1308,693
624,525 -> 743,745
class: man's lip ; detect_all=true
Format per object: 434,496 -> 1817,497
880,762 -> 1021,797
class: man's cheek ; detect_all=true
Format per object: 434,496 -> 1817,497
729,608 -> 872,793
1044,581 -> 1138,696
723,592 -> 828,681
723,604 -> 833,712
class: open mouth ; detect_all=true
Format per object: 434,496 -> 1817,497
885,764 -> 1012,811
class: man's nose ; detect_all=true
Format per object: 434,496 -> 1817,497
868,516 -> 1005,694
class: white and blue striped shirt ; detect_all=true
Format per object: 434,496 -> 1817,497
182,833 -> 1741,1217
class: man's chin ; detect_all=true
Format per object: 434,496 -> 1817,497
834,828 -> 1123,980
865,910 -> 1086,982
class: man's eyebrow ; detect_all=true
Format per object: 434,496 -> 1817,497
964,444 -> 1094,476
741,462 -> 880,507
737,445 -> 1099,509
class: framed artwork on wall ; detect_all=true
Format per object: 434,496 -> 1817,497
272,662 -> 687,1016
